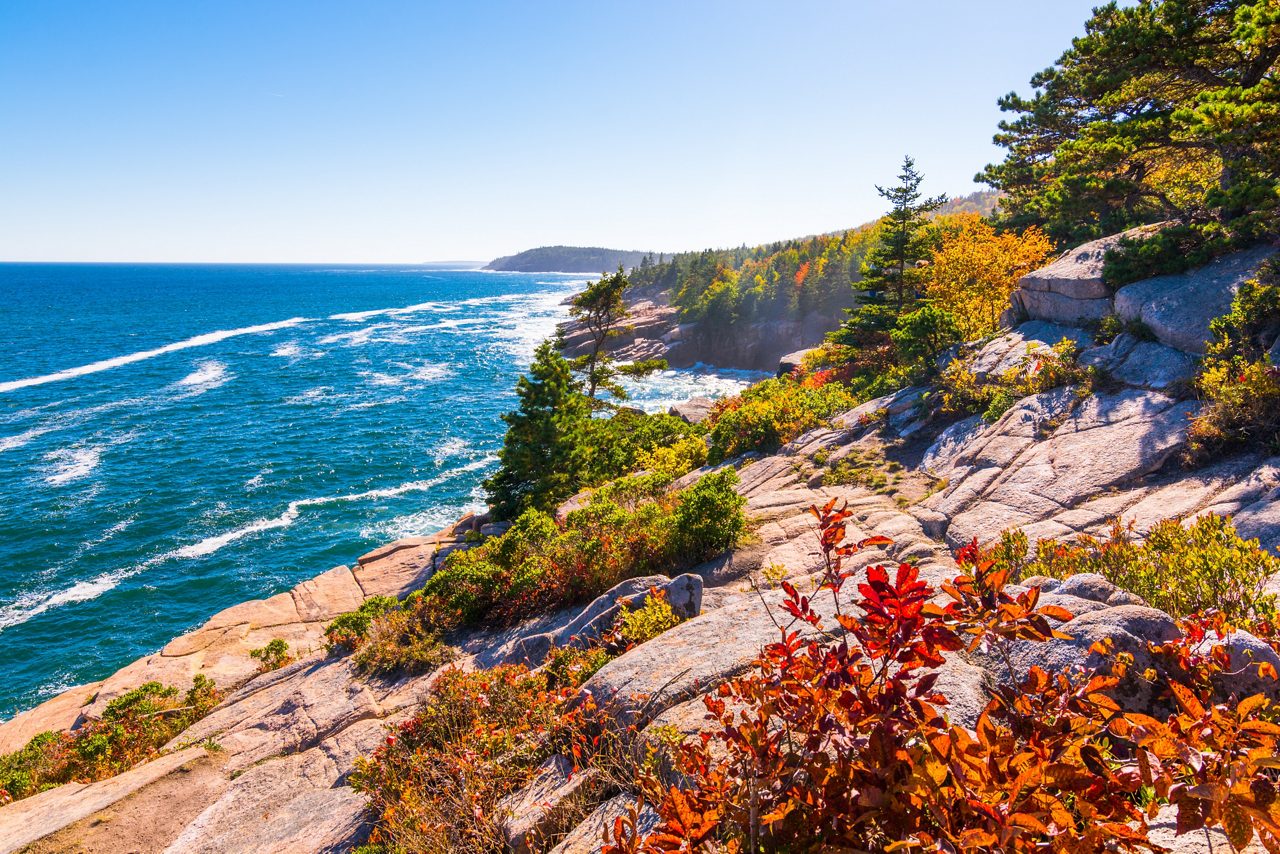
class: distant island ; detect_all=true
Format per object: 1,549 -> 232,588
484,245 -> 657,273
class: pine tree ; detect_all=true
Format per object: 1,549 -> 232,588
829,157 -> 945,344
568,267 -> 630,402
484,341 -> 590,520
979,0 -> 1280,246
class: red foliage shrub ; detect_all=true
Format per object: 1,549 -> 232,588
604,500 -> 1280,852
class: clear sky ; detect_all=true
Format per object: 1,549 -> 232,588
0,1 -> 1102,263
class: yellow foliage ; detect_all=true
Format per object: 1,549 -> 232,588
926,214 -> 1054,338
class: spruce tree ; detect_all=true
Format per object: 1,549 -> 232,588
830,156 -> 945,343
484,341 -> 589,520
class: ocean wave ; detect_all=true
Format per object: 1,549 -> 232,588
329,301 -> 453,323
0,425 -> 56,453
359,501 -> 486,542
0,568 -> 136,631
360,362 -> 454,387
173,360 -> 231,396
42,446 -> 103,486
170,457 -> 493,561
0,317 -> 310,394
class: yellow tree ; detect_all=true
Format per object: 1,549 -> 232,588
926,213 -> 1053,338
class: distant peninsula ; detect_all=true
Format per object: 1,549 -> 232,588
484,245 -> 657,273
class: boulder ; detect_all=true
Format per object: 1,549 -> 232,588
777,348 -> 818,378
1113,245 -> 1277,355
1011,224 -> 1164,324
668,396 -> 715,424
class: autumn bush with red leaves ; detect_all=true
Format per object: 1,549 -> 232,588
604,500 -> 1280,853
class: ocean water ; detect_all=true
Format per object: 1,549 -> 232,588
0,264 -> 759,719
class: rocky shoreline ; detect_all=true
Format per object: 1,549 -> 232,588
4,232 -> 1280,852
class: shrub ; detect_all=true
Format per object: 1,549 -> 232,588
604,502 -> 1280,852
248,638 -> 291,672
351,664 -> 591,853
423,471 -> 745,629
937,337 -> 1093,422
633,435 -> 707,478
0,676 -> 221,804
705,378 -> 859,463
1186,262 -> 1280,462
985,514 -> 1279,623
667,469 -> 745,563
614,592 -> 682,648
577,410 -> 704,486
323,595 -> 400,653
352,605 -> 453,676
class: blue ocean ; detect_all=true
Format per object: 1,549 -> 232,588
0,265 -> 755,719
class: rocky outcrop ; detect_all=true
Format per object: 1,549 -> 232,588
558,289 -> 831,373
1012,227 -> 1276,360
1011,224 -> 1163,324
8,237 -> 1280,852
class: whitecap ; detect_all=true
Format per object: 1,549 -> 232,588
0,317 -> 310,394
271,342 -> 304,359
329,301 -> 452,323
0,568 -> 135,631
360,362 -> 453,387
173,360 -> 231,396
359,501 -> 486,541
168,457 -> 494,561
42,446 -> 102,486
0,425 -> 56,453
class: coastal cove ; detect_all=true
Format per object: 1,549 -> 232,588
0,264 -> 760,720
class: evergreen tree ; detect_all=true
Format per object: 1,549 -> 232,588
484,341 -> 589,520
568,267 -> 630,402
980,0 -> 1280,247
863,156 -> 947,311
829,157 -> 945,344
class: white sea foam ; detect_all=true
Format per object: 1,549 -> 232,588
42,446 -> 103,486
433,437 -> 469,463
170,457 -> 493,561
360,362 -> 453,387
0,568 -> 136,631
359,501 -> 486,542
0,425 -> 56,453
271,341 -> 305,359
329,301 -> 451,323
173,360 -> 231,396
0,317 -> 310,394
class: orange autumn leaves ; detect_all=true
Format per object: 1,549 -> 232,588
927,213 -> 1054,339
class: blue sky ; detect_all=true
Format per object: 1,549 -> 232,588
0,1 -> 1102,263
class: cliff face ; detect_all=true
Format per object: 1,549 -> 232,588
557,286 -> 841,373
4,237 -> 1280,853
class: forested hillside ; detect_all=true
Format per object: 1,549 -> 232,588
485,246 -> 654,273
627,191 -> 999,332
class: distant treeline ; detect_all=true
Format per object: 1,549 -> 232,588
628,190 -> 1000,329
484,246 -> 654,273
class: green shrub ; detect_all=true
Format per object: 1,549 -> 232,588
424,471 -> 745,628
248,638 -> 291,672
986,514 -> 1278,622
0,676 -> 221,804
668,469 -> 746,562
351,606 -> 453,676
937,338 -> 1093,422
705,378 -> 859,463
615,594 -> 682,648
324,596 -> 401,653
1186,262 -> 1280,462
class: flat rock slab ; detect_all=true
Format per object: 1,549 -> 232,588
0,747 -> 207,854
